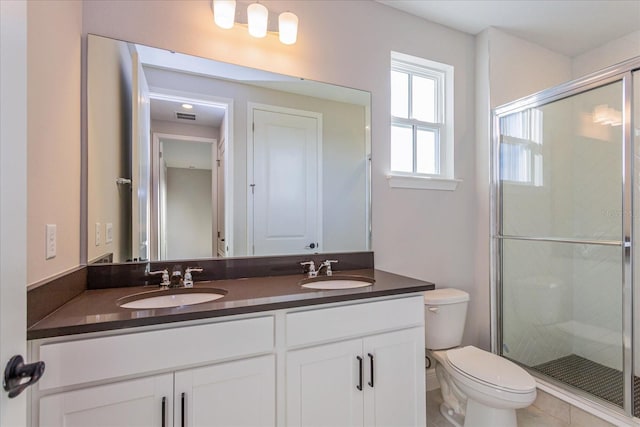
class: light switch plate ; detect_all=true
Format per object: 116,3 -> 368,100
105,223 -> 113,244
46,224 -> 56,259
95,222 -> 101,246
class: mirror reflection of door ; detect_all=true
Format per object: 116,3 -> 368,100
250,105 -> 322,255
131,51 -> 151,262
149,95 -> 228,260
217,139 -> 226,257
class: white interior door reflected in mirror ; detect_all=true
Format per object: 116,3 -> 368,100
131,51 -> 151,262
217,139 -> 227,257
250,106 -> 321,255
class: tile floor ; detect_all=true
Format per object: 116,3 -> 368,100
426,389 -> 615,427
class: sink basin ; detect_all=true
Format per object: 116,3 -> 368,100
117,288 -> 227,309
300,275 -> 375,290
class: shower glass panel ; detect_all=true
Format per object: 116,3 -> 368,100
499,81 -> 625,409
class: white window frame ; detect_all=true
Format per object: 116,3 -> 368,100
499,108 -> 544,188
387,51 -> 459,191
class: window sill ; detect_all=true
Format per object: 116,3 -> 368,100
386,174 -> 462,191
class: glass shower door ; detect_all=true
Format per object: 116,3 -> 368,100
497,80 -> 625,409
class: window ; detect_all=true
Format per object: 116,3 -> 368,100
389,52 -> 456,190
500,108 -> 544,187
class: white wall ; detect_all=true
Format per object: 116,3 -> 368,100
487,28 -> 572,108
572,30 -> 640,78
474,29 -> 492,351
165,167 -> 213,260
27,1 -> 82,285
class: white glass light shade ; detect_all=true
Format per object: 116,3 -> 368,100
247,3 -> 268,38
593,104 -> 609,124
213,0 -> 236,29
278,12 -> 298,45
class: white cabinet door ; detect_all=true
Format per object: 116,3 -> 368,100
175,355 -> 276,427
363,328 -> 426,427
286,339 -> 364,427
39,374 -> 173,427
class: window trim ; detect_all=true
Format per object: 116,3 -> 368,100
390,52 -> 456,188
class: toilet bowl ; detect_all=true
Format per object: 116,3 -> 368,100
425,289 -> 537,427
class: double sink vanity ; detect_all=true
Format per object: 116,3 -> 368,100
27,254 -> 434,427
24,34 -> 433,426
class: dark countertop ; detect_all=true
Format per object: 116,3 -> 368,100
28,269 -> 434,340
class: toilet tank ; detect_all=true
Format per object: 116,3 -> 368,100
424,288 -> 470,350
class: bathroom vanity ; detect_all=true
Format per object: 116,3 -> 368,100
24,32 -> 433,426
27,268 -> 433,427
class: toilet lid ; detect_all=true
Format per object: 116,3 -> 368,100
446,346 -> 536,393
423,288 -> 469,305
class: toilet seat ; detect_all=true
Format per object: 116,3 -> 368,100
446,346 -> 536,394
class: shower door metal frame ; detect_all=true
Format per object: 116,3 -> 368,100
491,56 -> 640,418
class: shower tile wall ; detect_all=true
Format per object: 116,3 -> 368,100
569,85 -> 623,371
502,240 -> 573,366
502,101 -> 574,367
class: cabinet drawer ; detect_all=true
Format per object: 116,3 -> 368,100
38,316 -> 274,391
286,296 -> 423,347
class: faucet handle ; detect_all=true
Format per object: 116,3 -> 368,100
148,268 -> 170,288
184,267 -> 204,288
322,260 -> 338,276
300,261 -> 317,278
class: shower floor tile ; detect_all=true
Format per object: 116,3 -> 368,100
532,354 -> 640,416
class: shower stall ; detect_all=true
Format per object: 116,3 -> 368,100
492,57 -> 640,419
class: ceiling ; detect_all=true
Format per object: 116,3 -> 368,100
377,0 -> 640,57
150,97 -> 225,128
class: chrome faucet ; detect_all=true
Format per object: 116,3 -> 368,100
318,260 -> 338,276
170,268 -> 183,288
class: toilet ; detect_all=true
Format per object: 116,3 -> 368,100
425,288 -> 537,427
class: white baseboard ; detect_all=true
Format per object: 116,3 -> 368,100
426,367 -> 439,392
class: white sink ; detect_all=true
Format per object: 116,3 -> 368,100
117,288 -> 227,309
300,276 -> 375,290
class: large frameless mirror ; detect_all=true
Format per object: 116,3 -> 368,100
86,34 -> 371,264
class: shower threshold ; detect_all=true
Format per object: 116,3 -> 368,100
532,354 -> 640,416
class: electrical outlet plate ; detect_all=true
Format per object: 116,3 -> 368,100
105,223 -> 113,244
46,224 -> 56,259
95,222 -> 101,246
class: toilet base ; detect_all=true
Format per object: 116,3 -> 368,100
439,402 -> 464,427
464,399 -> 517,427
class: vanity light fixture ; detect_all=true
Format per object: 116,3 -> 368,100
213,0 -> 236,29
593,104 -> 622,127
247,2 -> 268,38
212,0 -> 298,45
278,11 -> 298,45
181,103 -> 194,109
